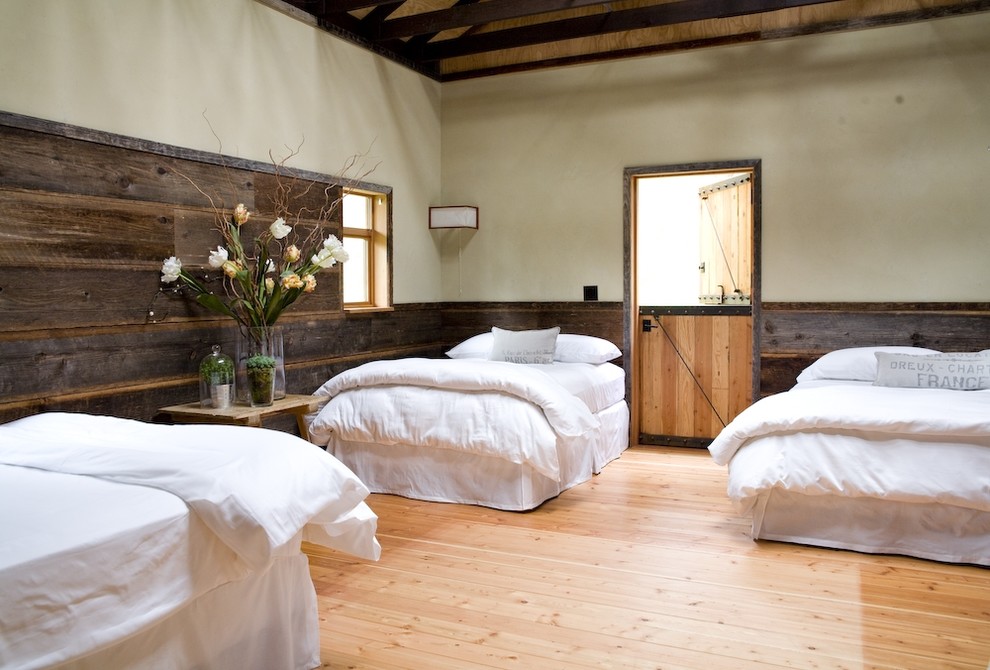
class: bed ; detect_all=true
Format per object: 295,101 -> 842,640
306,328 -> 630,511
0,412 -> 381,670
708,346 -> 990,566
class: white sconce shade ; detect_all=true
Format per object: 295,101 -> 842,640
429,206 -> 478,229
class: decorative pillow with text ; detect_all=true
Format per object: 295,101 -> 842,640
489,326 -> 560,364
874,352 -> 990,390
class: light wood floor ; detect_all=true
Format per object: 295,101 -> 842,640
305,447 -> 990,669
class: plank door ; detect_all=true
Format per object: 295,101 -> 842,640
638,310 -> 752,446
635,171 -> 756,447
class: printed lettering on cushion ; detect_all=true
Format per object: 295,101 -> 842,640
874,352 -> 990,390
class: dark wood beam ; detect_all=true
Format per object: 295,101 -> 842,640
357,2 -> 404,32
415,0 -> 839,61
376,0 -> 612,39
322,0 -> 405,11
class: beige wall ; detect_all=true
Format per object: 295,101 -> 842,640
3,3 -> 988,304
440,13 -> 990,302
0,0 -> 443,304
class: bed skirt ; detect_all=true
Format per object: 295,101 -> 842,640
327,400 -> 629,511
50,553 -> 321,670
752,489 -> 990,567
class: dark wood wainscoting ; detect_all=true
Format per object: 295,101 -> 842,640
760,302 -> 990,396
0,111 -> 447,428
439,301 -> 624,355
0,111 -> 626,429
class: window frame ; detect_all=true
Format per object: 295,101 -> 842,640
342,185 -> 392,312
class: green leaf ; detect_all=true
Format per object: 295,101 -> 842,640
195,293 -> 236,319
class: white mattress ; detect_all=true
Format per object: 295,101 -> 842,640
711,380 -> 990,565
532,361 -> 626,413
0,465 -> 251,669
0,413 -> 382,670
325,398 -> 629,511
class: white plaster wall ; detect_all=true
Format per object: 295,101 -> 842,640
440,13 -> 990,302
0,0 -> 443,303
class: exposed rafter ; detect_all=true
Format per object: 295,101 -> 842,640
265,0 -> 990,81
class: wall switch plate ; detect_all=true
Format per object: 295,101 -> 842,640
583,285 -> 598,301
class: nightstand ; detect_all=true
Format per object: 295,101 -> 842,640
159,394 -> 327,441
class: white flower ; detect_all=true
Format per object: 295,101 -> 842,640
319,234 -> 349,264
331,246 -> 349,263
265,258 -> 275,273
161,256 -> 182,283
311,248 -> 338,268
270,217 -> 292,240
207,246 -> 228,269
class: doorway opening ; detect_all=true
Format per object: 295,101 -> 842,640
623,160 -> 762,447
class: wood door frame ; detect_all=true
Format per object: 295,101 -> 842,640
623,159 -> 762,446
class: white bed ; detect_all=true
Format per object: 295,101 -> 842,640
306,329 -> 630,510
0,412 -> 381,670
709,346 -> 990,566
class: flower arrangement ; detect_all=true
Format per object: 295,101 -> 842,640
159,140 -> 373,329
160,157 -> 351,329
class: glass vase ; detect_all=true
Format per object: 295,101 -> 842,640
235,326 -> 285,404
198,344 -> 234,409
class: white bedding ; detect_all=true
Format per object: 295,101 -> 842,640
307,358 -> 628,509
310,358 -> 603,478
709,382 -> 990,564
0,412 -> 381,670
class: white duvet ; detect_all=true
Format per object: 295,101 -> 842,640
308,358 -> 601,480
0,412 -> 382,565
0,412 -> 381,670
709,384 -> 990,512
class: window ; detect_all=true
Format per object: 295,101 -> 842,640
342,188 -> 390,310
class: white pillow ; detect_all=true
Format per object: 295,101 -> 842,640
874,351 -> 990,390
489,326 -> 559,364
555,334 -> 621,364
447,331 -> 621,364
796,346 -> 940,383
445,332 -> 493,359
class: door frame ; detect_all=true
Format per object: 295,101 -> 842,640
623,159 -> 762,446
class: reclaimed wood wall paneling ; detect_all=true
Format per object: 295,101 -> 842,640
760,302 -> 990,395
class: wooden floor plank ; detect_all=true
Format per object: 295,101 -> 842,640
308,447 -> 990,669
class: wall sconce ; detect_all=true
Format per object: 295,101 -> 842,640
429,206 -> 478,230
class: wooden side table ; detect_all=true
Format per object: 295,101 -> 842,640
159,394 -> 327,441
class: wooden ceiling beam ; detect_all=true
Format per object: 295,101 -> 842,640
415,0 -> 840,61
376,0 -> 614,39
321,0 -> 406,11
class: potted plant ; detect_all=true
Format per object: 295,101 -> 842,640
199,345 -> 234,409
246,354 -> 276,407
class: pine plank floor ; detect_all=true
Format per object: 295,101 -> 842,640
305,447 -> 990,669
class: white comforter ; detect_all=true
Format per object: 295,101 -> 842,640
309,358 -> 600,480
0,412 -> 381,565
0,412 -> 381,670
709,384 -> 990,511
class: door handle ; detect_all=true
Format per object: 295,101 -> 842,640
642,318 -> 653,333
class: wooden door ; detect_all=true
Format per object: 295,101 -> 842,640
633,169 -> 757,447
638,310 -> 752,446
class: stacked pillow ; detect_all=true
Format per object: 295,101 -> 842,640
796,345 -> 990,390
446,328 -> 622,365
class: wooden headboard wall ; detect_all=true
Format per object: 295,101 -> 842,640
760,302 -> 990,395
0,112 -> 624,429
2,111 -> 987,427
0,111 -> 444,428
